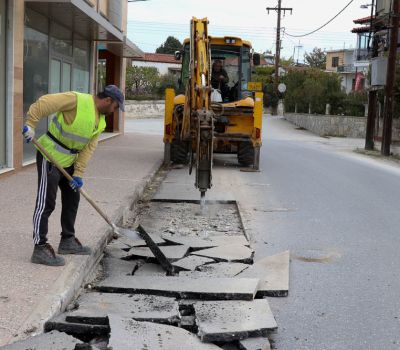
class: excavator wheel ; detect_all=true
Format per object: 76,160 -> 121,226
237,141 -> 255,167
171,140 -> 189,164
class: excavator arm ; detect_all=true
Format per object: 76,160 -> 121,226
182,17 -> 214,199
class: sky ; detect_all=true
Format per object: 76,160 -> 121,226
126,0 -> 370,62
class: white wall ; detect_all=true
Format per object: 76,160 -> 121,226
341,74 -> 355,94
131,61 -> 181,75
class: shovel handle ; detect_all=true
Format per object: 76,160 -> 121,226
32,138 -> 114,228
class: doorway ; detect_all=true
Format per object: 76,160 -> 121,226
0,0 -> 6,168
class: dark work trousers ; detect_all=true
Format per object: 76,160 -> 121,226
32,151 -> 80,245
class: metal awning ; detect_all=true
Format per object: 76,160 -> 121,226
25,0 -> 124,42
102,37 -> 144,58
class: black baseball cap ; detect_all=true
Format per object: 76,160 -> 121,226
103,85 -> 125,112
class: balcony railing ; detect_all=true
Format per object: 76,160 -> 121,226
337,64 -> 357,73
354,48 -> 370,62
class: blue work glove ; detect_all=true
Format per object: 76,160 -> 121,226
22,125 -> 35,143
70,176 -> 83,191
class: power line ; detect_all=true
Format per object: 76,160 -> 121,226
285,0 -> 355,38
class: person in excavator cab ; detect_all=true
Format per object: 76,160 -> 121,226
211,59 -> 230,102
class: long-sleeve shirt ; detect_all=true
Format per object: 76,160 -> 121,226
26,92 -> 100,178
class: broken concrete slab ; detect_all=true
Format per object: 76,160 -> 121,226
65,292 -> 179,325
106,239 -> 131,251
126,245 -> 189,261
104,245 -> 130,260
161,233 -> 218,250
134,263 -> 166,276
96,276 -> 259,300
172,256 -> 215,271
117,232 -> 165,248
102,257 -> 143,276
210,235 -> 249,246
45,314 -> 110,337
180,262 -> 249,278
194,299 -> 277,342
1,330 -> 82,350
239,337 -> 271,350
108,316 -> 221,350
237,251 -> 290,297
135,225 -> 178,275
191,244 -> 254,263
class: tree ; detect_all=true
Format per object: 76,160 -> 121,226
252,66 -> 278,108
304,48 -> 327,69
126,66 -> 160,98
283,68 -> 346,114
280,56 -> 295,67
156,36 -> 183,54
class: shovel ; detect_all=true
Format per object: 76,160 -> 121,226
32,138 -> 141,241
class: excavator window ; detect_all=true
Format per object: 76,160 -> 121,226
179,43 -> 252,101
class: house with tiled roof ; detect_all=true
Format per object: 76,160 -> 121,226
130,53 -> 182,75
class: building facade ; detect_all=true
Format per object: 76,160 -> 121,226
325,49 -> 362,93
0,0 -> 143,177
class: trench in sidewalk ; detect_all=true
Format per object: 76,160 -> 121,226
27,166 -> 275,349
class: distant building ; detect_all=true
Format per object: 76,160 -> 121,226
261,53 -> 275,67
326,49 -> 363,93
130,53 -> 181,76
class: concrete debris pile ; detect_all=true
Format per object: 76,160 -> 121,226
4,201 -> 289,350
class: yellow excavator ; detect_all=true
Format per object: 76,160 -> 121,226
163,17 -> 263,199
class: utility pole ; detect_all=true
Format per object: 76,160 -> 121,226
381,0 -> 400,156
365,34 -> 378,150
267,1 -> 293,89
296,40 -> 303,65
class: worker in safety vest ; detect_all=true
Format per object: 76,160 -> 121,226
22,85 -> 125,266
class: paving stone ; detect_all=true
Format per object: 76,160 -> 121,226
238,337 -> 271,350
126,245 -> 189,261
172,256 -> 215,271
96,276 -> 259,300
161,233 -> 218,249
1,330 -> 82,350
237,251 -> 290,297
180,262 -> 249,277
102,257 -> 142,276
194,299 -> 277,342
117,232 -> 165,248
66,292 -> 179,325
191,244 -> 254,263
134,263 -> 167,276
108,316 -> 221,350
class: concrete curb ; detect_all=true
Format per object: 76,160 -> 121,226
13,158 -> 164,342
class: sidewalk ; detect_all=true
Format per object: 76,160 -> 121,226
0,132 -> 163,346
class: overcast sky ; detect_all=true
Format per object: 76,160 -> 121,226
127,0 -> 370,61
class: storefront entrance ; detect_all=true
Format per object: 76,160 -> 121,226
23,8 -> 91,163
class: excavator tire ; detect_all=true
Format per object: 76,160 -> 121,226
171,140 -> 189,164
237,141 -> 255,167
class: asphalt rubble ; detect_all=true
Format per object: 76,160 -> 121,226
1,174 -> 290,350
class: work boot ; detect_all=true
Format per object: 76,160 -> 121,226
31,244 -> 65,266
58,237 -> 91,255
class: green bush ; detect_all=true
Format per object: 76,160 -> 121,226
342,91 -> 367,117
252,66 -> 278,108
126,65 -> 179,100
283,68 -> 368,116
